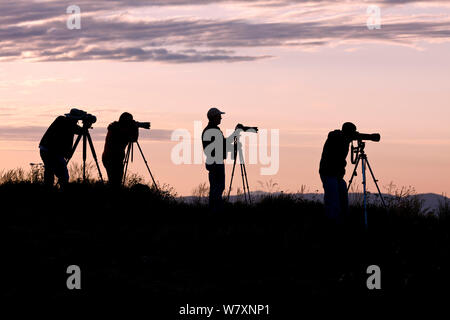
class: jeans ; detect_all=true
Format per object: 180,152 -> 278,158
40,149 -> 69,187
102,156 -> 124,188
207,164 -> 225,212
320,175 -> 348,224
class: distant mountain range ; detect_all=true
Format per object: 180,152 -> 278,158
180,192 -> 448,212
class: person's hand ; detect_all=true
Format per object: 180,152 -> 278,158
82,121 -> 90,130
235,123 -> 244,130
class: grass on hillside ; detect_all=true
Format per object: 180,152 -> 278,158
1,165 -> 450,300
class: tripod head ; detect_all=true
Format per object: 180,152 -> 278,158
81,121 -> 94,131
232,135 -> 245,163
350,140 -> 366,164
65,108 -> 97,129
233,124 -> 257,154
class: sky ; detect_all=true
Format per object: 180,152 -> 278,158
1,0 -> 450,196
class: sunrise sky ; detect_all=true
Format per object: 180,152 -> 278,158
1,0 -> 449,196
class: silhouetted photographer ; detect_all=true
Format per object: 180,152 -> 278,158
39,109 -> 86,187
102,112 -> 139,187
319,122 -> 382,224
202,107 -> 249,212
319,122 -> 358,224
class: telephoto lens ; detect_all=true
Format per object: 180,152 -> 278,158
84,114 -> 97,125
135,121 -> 151,130
355,132 -> 380,142
242,125 -> 258,133
236,123 -> 258,133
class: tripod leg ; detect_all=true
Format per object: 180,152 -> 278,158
131,143 -> 134,162
227,157 -> 237,201
83,134 -> 87,181
86,132 -> 104,182
67,134 -> 83,164
365,157 -> 388,210
362,157 -> 368,229
135,141 -> 158,190
240,163 -> 248,203
227,139 -> 239,201
242,163 -> 252,204
347,155 -> 360,191
235,138 -> 249,203
122,142 -> 132,185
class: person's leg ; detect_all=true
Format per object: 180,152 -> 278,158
338,178 -> 349,224
103,156 -> 122,187
216,164 -> 225,211
103,157 -> 113,184
40,149 -> 55,187
208,168 -> 217,210
111,159 -> 124,188
208,164 -> 225,212
321,175 -> 340,221
320,175 -> 343,282
52,155 -> 69,187
336,178 -> 355,280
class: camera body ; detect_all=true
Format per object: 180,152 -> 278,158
83,114 -> 97,126
135,121 -> 151,130
66,108 -> 97,126
236,123 -> 258,133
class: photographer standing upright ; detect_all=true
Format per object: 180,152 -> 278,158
39,109 -> 85,187
102,112 -> 139,187
202,107 -> 244,212
319,122 -> 357,223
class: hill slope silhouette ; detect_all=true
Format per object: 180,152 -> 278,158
2,180 -> 450,307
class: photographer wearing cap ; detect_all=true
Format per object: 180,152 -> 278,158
39,109 -> 85,187
202,107 -> 244,212
102,112 -> 139,187
319,122 -> 357,224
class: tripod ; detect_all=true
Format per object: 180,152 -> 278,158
347,140 -> 387,229
227,136 -> 252,203
122,140 -> 158,190
68,127 -> 104,182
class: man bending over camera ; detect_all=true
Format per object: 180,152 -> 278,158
102,112 -> 139,187
39,109 -> 85,187
319,122 -> 357,224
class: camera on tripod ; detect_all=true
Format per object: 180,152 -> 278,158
350,132 -> 381,164
135,121 -> 151,130
352,131 -> 381,142
351,131 -> 380,142
235,123 -> 258,133
347,129 -> 387,228
65,108 -> 103,181
65,108 -> 97,127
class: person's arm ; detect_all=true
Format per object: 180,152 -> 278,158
128,123 -> 139,142
74,123 -> 84,135
326,131 -> 348,176
103,127 -> 113,156
65,116 -> 83,136
202,127 -> 224,161
49,117 -> 78,158
224,123 -> 244,144
223,124 -> 246,159
202,127 -> 216,151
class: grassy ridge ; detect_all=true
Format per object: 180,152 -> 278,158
2,178 -> 450,302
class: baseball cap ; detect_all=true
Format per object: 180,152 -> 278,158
207,107 -> 225,120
